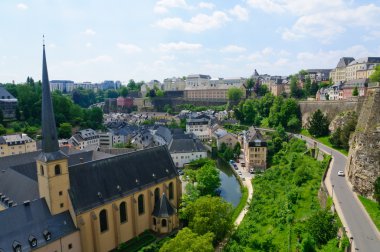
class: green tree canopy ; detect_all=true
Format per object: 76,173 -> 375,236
352,86 -> 359,96
183,195 -> 233,243
195,163 -> 221,196
307,109 -> 329,137
120,86 -> 128,97
369,65 -> 380,82
305,209 -> 338,246
227,87 -> 244,101
159,228 -> 214,252
58,122 -> 72,139
0,124 -> 6,135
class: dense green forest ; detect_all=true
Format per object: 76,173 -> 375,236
225,139 -> 347,252
2,80 -> 104,137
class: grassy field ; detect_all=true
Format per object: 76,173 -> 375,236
300,129 -> 349,156
358,196 -> 380,231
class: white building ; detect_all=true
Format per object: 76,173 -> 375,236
186,117 -> 211,141
168,133 -> 207,167
70,128 -> 100,150
163,77 -> 186,91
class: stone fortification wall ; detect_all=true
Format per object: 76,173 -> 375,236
346,88 -> 380,197
299,98 -> 364,126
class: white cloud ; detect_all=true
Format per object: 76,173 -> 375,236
16,3 -> 28,10
229,5 -> 249,21
84,28 -> 96,36
283,4 -> 380,43
155,11 -> 230,32
48,43 -> 57,49
246,0 -> 283,13
117,43 -> 142,54
158,42 -> 202,52
154,0 -> 189,13
220,45 -> 246,53
85,42 -> 92,48
198,2 -> 215,9
62,55 -> 113,67
160,55 -> 176,61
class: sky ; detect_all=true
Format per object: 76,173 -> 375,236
1,0 -> 380,84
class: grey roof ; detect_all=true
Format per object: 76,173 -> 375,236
348,57 -> 380,66
0,149 -> 95,206
168,136 -> 207,153
0,198 -> 77,252
155,126 -> 172,143
343,79 -> 368,88
152,193 -> 176,218
336,57 -> 355,68
39,45 -> 67,162
68,145 -> 178,214
0,86 -> 16,100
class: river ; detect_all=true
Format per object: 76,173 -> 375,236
216,158 -> 242,207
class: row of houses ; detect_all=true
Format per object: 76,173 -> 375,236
330,57 -> 380,83
316,79 -> 379,100
50,80 -> 122,93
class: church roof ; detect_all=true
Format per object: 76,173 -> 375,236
152,193 -> 176,218
68,145 -> 178,214
0,198 -> 76,252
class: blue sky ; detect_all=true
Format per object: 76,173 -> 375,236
1,0 -> 380,83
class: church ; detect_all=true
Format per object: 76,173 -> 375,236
0,45 -> 181,252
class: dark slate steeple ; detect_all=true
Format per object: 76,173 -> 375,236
152,193 -> 176,218
37,41 -> 67,162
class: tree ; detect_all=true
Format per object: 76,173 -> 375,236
156,89 -> 164,97
227,87 -> 244,101
369,65 -> 380,82
120,86 -> 128,97
0,109 -> 3,125
127,79 -> 137,90
246,78 -> 254,90
307,109 -> 329,137
304,76 -> 311,97
58,122 -> 72,138
183,195 -> 233,242
0,124 -> 6,135
309,81 -> 319,97
374,177 -> 380,204
258,84 -> 269,96
106,89 -> 119,98
290,76 -> 302,98
329,127 -> 342,147
305,209 -> 338,245
196,164 -> 221,196
159,228 -> 214,252
352,86 -> 359,96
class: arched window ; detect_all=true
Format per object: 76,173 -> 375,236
169,182 -> 174,200
119,202 -> 127,223
138,194 -> 144,215
154,188 -> 160,204
162,219 -> 167,227
40,165 -> 44,176
55,165 -> 61,175
99,209 -> 108,232
153,217 -> 156,226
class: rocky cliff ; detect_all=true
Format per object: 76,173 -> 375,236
346,88 -> 380,197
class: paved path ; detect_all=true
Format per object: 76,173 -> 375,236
296,134 -> 380,251
234,177 -> 253,225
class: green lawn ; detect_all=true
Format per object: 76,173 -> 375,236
300,129 -> 348,156
358,196 -> 380,231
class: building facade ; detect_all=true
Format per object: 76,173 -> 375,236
243,128 -> 267,171
70,129 -> 100,150
0,133 -> 37,157
0,86 -> 18,119
186,117 -> 210,141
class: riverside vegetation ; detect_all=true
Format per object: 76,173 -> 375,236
225,138 -> 347,252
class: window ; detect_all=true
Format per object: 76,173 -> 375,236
162,219 -> 167,227
99,209 -> 108,232
169,182 -> 174,200
60,203 -> 64,208
153,217 -> 156,226
40,165 -> 44,176
59,191 -> 63,196
138,194 -> 145,215
55,165 -> 61,175
119,202 -> 127,223
154,188 -> 160,204
68,244 -> 73,250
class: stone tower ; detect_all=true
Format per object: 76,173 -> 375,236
346,88 -> 380,197
36,43 -> 70,215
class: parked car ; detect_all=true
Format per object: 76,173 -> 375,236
178,169 -> 184,175
337,170 -> 345,176
229,160 -> 235,164
234,166 -> 238,170
238,171 -> 242,175
249,168 -> 254,174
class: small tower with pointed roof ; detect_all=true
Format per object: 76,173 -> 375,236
36,41 -> 70,215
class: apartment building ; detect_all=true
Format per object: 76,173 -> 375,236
186,117 -> 211,141
70,128 -> 100,150
243,127 -> 267,171
0,133 -> 37,157
330,57 -> 380,83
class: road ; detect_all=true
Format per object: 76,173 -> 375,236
296,134 -> 380,251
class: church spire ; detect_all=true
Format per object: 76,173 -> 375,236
38,40 -> 67,161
